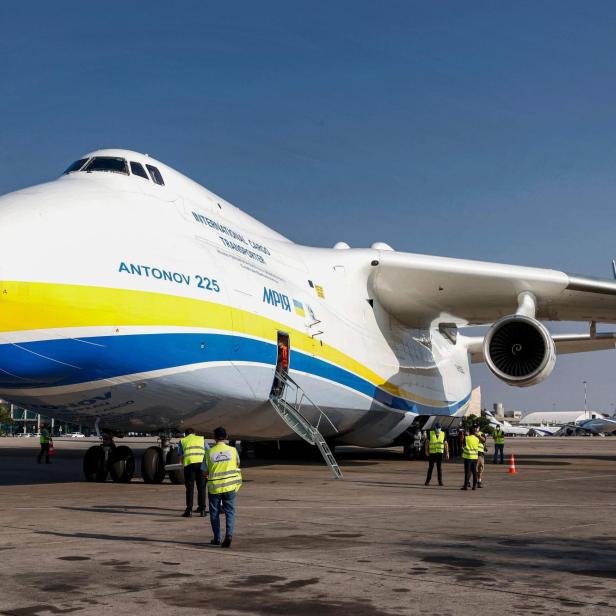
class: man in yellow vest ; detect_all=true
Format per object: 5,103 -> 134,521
461,425 -> 480,490
202,426 -> 242,548
424,423 -> 449,486
179,428 -> 207,517
476,429 -> 487,488
493,427 -> 505,464
37,424 -> 52,464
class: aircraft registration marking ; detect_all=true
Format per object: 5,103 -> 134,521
118,262 -> 220,292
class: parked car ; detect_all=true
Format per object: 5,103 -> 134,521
68,432 -> 85,438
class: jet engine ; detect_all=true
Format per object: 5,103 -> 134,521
483,315 -> 556,387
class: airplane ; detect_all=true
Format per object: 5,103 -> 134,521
482,409 -> 530,437
2,148 -> 616,483
556,415 -> 616,436
528,424 -> 561,437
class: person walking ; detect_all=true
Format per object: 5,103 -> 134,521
476,429 -> 487,487
424,423 -> 449,486
492,427 -> 505,464
178,428 -> 208,517
461,426 -> 480,490
202,427 -> 242,548
37,425 -> 52,464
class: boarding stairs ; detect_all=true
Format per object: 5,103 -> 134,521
269,371 -> 343,479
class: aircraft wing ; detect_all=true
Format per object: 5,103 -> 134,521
369,251 -> 616,327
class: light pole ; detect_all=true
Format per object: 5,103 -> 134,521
583,380 -> 588,419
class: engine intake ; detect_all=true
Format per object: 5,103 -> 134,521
483,315 -> 556,387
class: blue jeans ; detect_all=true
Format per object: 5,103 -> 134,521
493,444 -> 504,464
209,490 -> 237,542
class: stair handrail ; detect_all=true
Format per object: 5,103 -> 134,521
273,370 -> 338,434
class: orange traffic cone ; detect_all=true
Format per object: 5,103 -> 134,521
508,454 -> 517,474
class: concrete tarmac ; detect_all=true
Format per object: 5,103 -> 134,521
1,437 -> 616,615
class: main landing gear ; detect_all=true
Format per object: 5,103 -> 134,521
141,436 -> 184,485
83,435 -> 184,484
83,434 -> 135,483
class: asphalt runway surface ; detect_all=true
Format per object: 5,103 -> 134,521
1,437 -> 616,615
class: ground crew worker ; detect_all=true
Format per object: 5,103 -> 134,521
37,425 -> 52,464
178,428 -> 208,517
202,426 -> 242,548
424,423 -> 449,486
493,427 -> 505,464
476,429 -> 487,488
461,426 -> 480,490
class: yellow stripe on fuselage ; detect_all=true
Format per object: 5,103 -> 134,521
0,281 -> 451,408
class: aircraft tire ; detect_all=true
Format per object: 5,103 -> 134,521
83,445 -> 108,482
109,445 -> 135,483
141,446 -> 165,484
166,449 -> 184,485
403,443 -> 415,460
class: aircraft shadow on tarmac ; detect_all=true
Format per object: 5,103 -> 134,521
0,446 -> 394,486
4,447 -> 616,486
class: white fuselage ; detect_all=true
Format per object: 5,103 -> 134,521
0,150 -> 472,446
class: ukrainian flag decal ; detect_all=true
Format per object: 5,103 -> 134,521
293,299 -> 305,317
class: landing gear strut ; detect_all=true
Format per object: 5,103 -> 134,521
83,435 -> 135,483
141,436 -> 184,484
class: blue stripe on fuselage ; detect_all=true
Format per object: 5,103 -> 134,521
0,333 -> 468,414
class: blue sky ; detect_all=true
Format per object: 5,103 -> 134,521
2,1 -> 616,412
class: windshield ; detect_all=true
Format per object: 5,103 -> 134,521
83,157 -> 129,175
63,158 -> 89,174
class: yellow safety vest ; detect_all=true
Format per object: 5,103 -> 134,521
206,442 -> 242,494
40,430 -> 50,445
428,431 -> 445,454
462,435 -> 479,460
180,434 -> 206,466
477,431 -> 485,454
493,429 -> 505,445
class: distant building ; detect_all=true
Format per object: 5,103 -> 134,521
503,409 -> 522,423
0,398 -> 81,436
521,410 -> 607,426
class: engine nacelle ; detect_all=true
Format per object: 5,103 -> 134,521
483,315 -> 556,387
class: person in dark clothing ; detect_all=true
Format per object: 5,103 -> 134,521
424,423 -> 449,486
178,428 -> 208,517
37,426 -> 52,464
461,426 -> 480,491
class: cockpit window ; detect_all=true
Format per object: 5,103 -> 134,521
83,157 -> 129,175
130,161 -> 149,179
63,158 -> 89,174
146,164 -> 165,186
